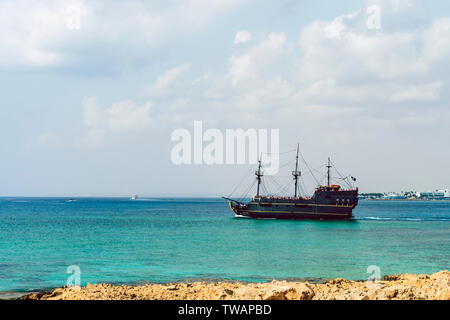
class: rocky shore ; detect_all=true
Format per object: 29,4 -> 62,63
21,271 -> 449,300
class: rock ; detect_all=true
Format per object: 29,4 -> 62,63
385,287 -> 399,299
217,288 -> 235,300
431,271 -> 450,285
262,286 -> 296,300
224,288 -> 234,295
438,290 -> 450,300
294,283 -> 315,300
164,285 -> 178,291
18,270 -> 449,301
260,282 -> 314,300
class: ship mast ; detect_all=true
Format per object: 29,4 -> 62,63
292,144 -> 301,197
326,157 -> 332,186
255,159 -> 263,197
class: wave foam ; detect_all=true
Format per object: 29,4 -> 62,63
357,216 -> 450,222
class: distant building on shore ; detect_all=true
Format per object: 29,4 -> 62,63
359,189 -> 450,200
417,189 -> 450,200
383,192 -> 407,200
358,193 -> 384,200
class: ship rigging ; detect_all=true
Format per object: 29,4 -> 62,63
223,144 -> 359,220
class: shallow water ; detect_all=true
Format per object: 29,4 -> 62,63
0,197 -> 449,296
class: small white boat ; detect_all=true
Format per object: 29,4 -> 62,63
130,194 -> 138,200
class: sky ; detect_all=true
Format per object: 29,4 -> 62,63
0,0 -> 449,196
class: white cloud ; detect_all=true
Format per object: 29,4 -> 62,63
389,82 -> 443,102
49,7 -> 450,156
106,100 -> 152,131
82,97 -> 152,134
228,32 -> 286,86
298,13 -> 431,81
142,64 -> 191,96
234,30 -> 252,44
323,12 -> 358,39
136,10 -> 448,135
0,1 -> 80,67
294,12 -> 450,97
294,78 -> 373,105
423,18 -> 450,63
175,11 -> 450,134
0,0 -> 249,69
83,97 -> 104,127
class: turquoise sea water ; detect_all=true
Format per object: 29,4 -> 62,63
0,197 -> 449,296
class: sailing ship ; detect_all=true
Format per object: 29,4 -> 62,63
223,145 -> 358,220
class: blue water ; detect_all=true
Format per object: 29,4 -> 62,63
0,197 -> 449,296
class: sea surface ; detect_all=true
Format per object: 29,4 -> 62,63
0,197 -> 449,297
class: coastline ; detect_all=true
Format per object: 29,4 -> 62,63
20,271 -> 449,300
361,199 -> 450,201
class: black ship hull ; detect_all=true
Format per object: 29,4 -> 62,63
233,209 -> 354,220
227,187 -> 358,221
